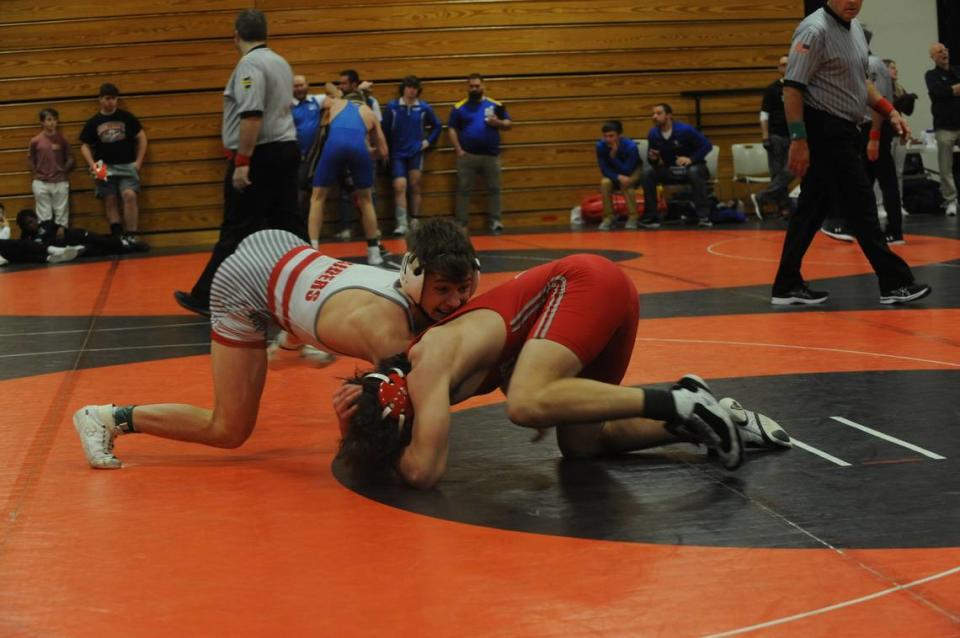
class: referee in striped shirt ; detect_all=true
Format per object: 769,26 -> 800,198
771,0 -> 931,306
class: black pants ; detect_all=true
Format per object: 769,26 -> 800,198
49,228 -> 125,256
642,163 -> 711,221
772,108 -> 913,295
0,239 -> 47,263
862,121 -> 904,236
189,141 -> 306,304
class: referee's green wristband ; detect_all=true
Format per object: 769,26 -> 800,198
788,121 -> 807,140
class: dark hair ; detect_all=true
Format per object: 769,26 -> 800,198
883,58 -> 895,66
16,208 -> 37,229
601,120 -> 623,134
399,75 -> 422,96
468,73 -> 484,82
655,102 -> 673,115
337,353 -> 414,482
235,9 -> 267,41
407,218 -> 477,282
339,69 -> 360,85
39,108 -> 59,122
98,83 -> 119,97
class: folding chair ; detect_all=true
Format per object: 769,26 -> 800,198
731,143 -> 770,220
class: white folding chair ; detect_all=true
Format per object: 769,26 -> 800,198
705,145 -> 720,188
731,143 -> 770,219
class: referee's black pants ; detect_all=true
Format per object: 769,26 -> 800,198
772,108 -> 913,295
189,140 -> 307,304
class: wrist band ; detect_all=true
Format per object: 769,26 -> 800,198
234,153 -> 251,167
869,129 -> 881,141
788,121 -> 807,140
873,98 -> 894,117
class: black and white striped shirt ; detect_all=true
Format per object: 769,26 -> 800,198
784,6 -> 869,123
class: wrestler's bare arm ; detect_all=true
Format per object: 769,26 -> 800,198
397,337 -> 455,489
314,290 -> 414,364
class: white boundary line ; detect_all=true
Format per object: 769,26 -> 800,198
705,565 -> 960,637
0,321 -> 208,338
635,336 -> 960,369
790,438 -> 851,467
0,342 -> 209,359
831,416 -> 947,460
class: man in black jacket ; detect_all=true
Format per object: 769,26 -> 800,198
925,42 -> 960,216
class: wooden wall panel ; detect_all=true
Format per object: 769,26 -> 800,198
0,0 -> 801,239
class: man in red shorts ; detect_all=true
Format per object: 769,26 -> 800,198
336,253 -> 789,488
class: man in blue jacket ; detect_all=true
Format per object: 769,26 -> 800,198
448,73 -> 512,232
381,76 -> 441,236
595,120 -> 643,230
641,103 -> 714,228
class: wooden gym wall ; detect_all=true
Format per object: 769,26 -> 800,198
0,0 -> 801,245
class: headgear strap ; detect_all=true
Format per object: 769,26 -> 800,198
364,368 -> 413,429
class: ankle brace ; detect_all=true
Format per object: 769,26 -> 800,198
113,405 -> 138,434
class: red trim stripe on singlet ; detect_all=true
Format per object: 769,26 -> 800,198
279,251 -> 323,333
267,246 -> 311,317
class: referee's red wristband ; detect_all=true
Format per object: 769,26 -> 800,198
234,153 -> 251,167
873,98 -> 894,117
869,129 -> 881,141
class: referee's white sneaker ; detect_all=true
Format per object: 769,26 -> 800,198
73,405 -> 122,469
719,398 -> 792,450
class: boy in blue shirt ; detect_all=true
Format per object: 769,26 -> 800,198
595,120 -> 643,230
382,76 -> 441,235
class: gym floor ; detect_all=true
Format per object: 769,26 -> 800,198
1,216 -> 958,637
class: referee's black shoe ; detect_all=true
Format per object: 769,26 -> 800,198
173,290 -> 211,317
879,283 -> 932,305
771,284 -> 829,306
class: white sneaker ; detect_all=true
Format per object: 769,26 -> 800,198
334,229 -> 352,241
73,405 -> 122,469
267,338 -> 336,369
393,223 -> 408,236
597,218 -> 613,231
666,374 -> 744,470
46,245 -> 79,264
947,202 -> 958,217
750,193 -> 763,220
367,247 -> 384,266
719,398 -> 792,450
0,255 -> 8,267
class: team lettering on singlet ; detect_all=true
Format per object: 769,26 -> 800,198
305,260 -> 352,302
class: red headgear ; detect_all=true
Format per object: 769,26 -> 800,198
361,368 -> 413,431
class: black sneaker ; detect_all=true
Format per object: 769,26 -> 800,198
771,285 -> 829,306
173,290 -> 210,317
880,283 -> 931,305
378,247 -> 403,271
819,225 -> 854,242
885,233 -> 905,245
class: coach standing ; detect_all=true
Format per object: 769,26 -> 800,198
175,9 -> 305,316
770,0 -> 930,306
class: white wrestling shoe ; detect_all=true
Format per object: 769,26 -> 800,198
719,398 -> 792,449
73,404 -> 122,469
267,337 -> 337,369
666,374 -> 744,470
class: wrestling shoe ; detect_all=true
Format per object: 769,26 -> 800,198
666,374 -> 744,470
73,405 -> 122,469
719,397 -> 791,450
378,246 -> 403,270
267,336 -> 337,369
46,245 -> 79,264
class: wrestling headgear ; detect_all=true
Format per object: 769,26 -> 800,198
399,253 -> 480,304
363,367 -> 414,430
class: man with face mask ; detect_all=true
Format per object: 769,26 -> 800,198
447,73 -> 512,233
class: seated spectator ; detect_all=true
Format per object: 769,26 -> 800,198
0,203 -> 78,266
16,208 -> 147,256
382,75 -> 441,236
595,120 -> 642,230
78,83 -> 148,241
641,103 -> 714,228
28,107 -> 74,226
